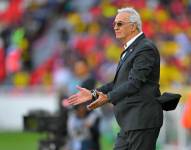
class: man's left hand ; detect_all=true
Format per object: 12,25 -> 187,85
87,92 -> 109,110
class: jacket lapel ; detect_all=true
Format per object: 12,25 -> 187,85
114,33 -> 146,82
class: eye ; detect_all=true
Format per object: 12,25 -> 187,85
112,21 -> 131,28
116,22 -> 123,27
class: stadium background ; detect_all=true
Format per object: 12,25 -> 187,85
0,0 -> 191,150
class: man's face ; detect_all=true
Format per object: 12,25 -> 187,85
74,61 -> 88,77
113,12 -> 135,41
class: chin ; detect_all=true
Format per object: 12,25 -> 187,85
116,36 -> 123,40
115,34 -> 120,38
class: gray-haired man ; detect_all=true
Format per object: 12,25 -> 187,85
63,7 -> 163,150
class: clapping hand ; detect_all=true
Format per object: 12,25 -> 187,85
62,86 -> 92,106
62,86 -> 109,110
87,91 -> 109,110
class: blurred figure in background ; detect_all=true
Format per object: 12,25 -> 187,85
65,58 -> 101,150
66,57 -> 96,96
67,103 -> 101,150
73,58 -> 96,91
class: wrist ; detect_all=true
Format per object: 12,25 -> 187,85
107,93 -> 111,103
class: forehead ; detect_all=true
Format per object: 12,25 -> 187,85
115,12 -> 130,22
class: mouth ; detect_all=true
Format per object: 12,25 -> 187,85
115,32 -> 120,35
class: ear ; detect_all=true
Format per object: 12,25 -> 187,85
131,23 -> 137,32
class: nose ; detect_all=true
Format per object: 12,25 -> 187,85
114,25 -> 119,30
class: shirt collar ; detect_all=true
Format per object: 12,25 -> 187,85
124,32 -> 143,50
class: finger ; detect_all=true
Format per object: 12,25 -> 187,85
87,99 -> 100,110
68,96 -> 87,105
76,85 -> 84,91
66,95 -> 80,104
67,94 -> 78,100
87,103 -> 97,110
62,100 -> 71,107
73,100 -> 84,105
97,91 -> 103,95
87,105 -> 92,111
87,104 -> 93,110
67,97 -> 79,104
62,96 -> 76,104
62,94 -> 81,106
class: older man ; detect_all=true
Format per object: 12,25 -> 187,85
63,7 -> 163,150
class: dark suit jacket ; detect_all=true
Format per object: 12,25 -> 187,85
98,33 -> 163,131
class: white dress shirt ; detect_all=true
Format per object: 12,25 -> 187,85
122,32 -> 143,59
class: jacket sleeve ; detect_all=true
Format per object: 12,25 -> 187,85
107,49 -> 156,104
96,81 -> 114,94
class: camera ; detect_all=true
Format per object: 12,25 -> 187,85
23,109 -> 68,150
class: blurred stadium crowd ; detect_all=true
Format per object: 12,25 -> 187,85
1,0 -> 191,149
0,0 -> 191,90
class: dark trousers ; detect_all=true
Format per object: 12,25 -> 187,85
114,128 -> 160,150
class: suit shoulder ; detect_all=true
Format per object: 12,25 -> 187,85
135,38 -> 159,55
141,38 -> 158,50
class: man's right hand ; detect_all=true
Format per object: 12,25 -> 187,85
62,86 -> 92,107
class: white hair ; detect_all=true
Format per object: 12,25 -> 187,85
117,7 -> 142,32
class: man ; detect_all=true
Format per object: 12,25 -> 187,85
63,7 -> 163,150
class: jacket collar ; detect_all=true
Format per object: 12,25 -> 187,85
123,32 -> 144,50
120,33 -> 145,58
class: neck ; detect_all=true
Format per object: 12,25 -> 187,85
121,31 -> 140,45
